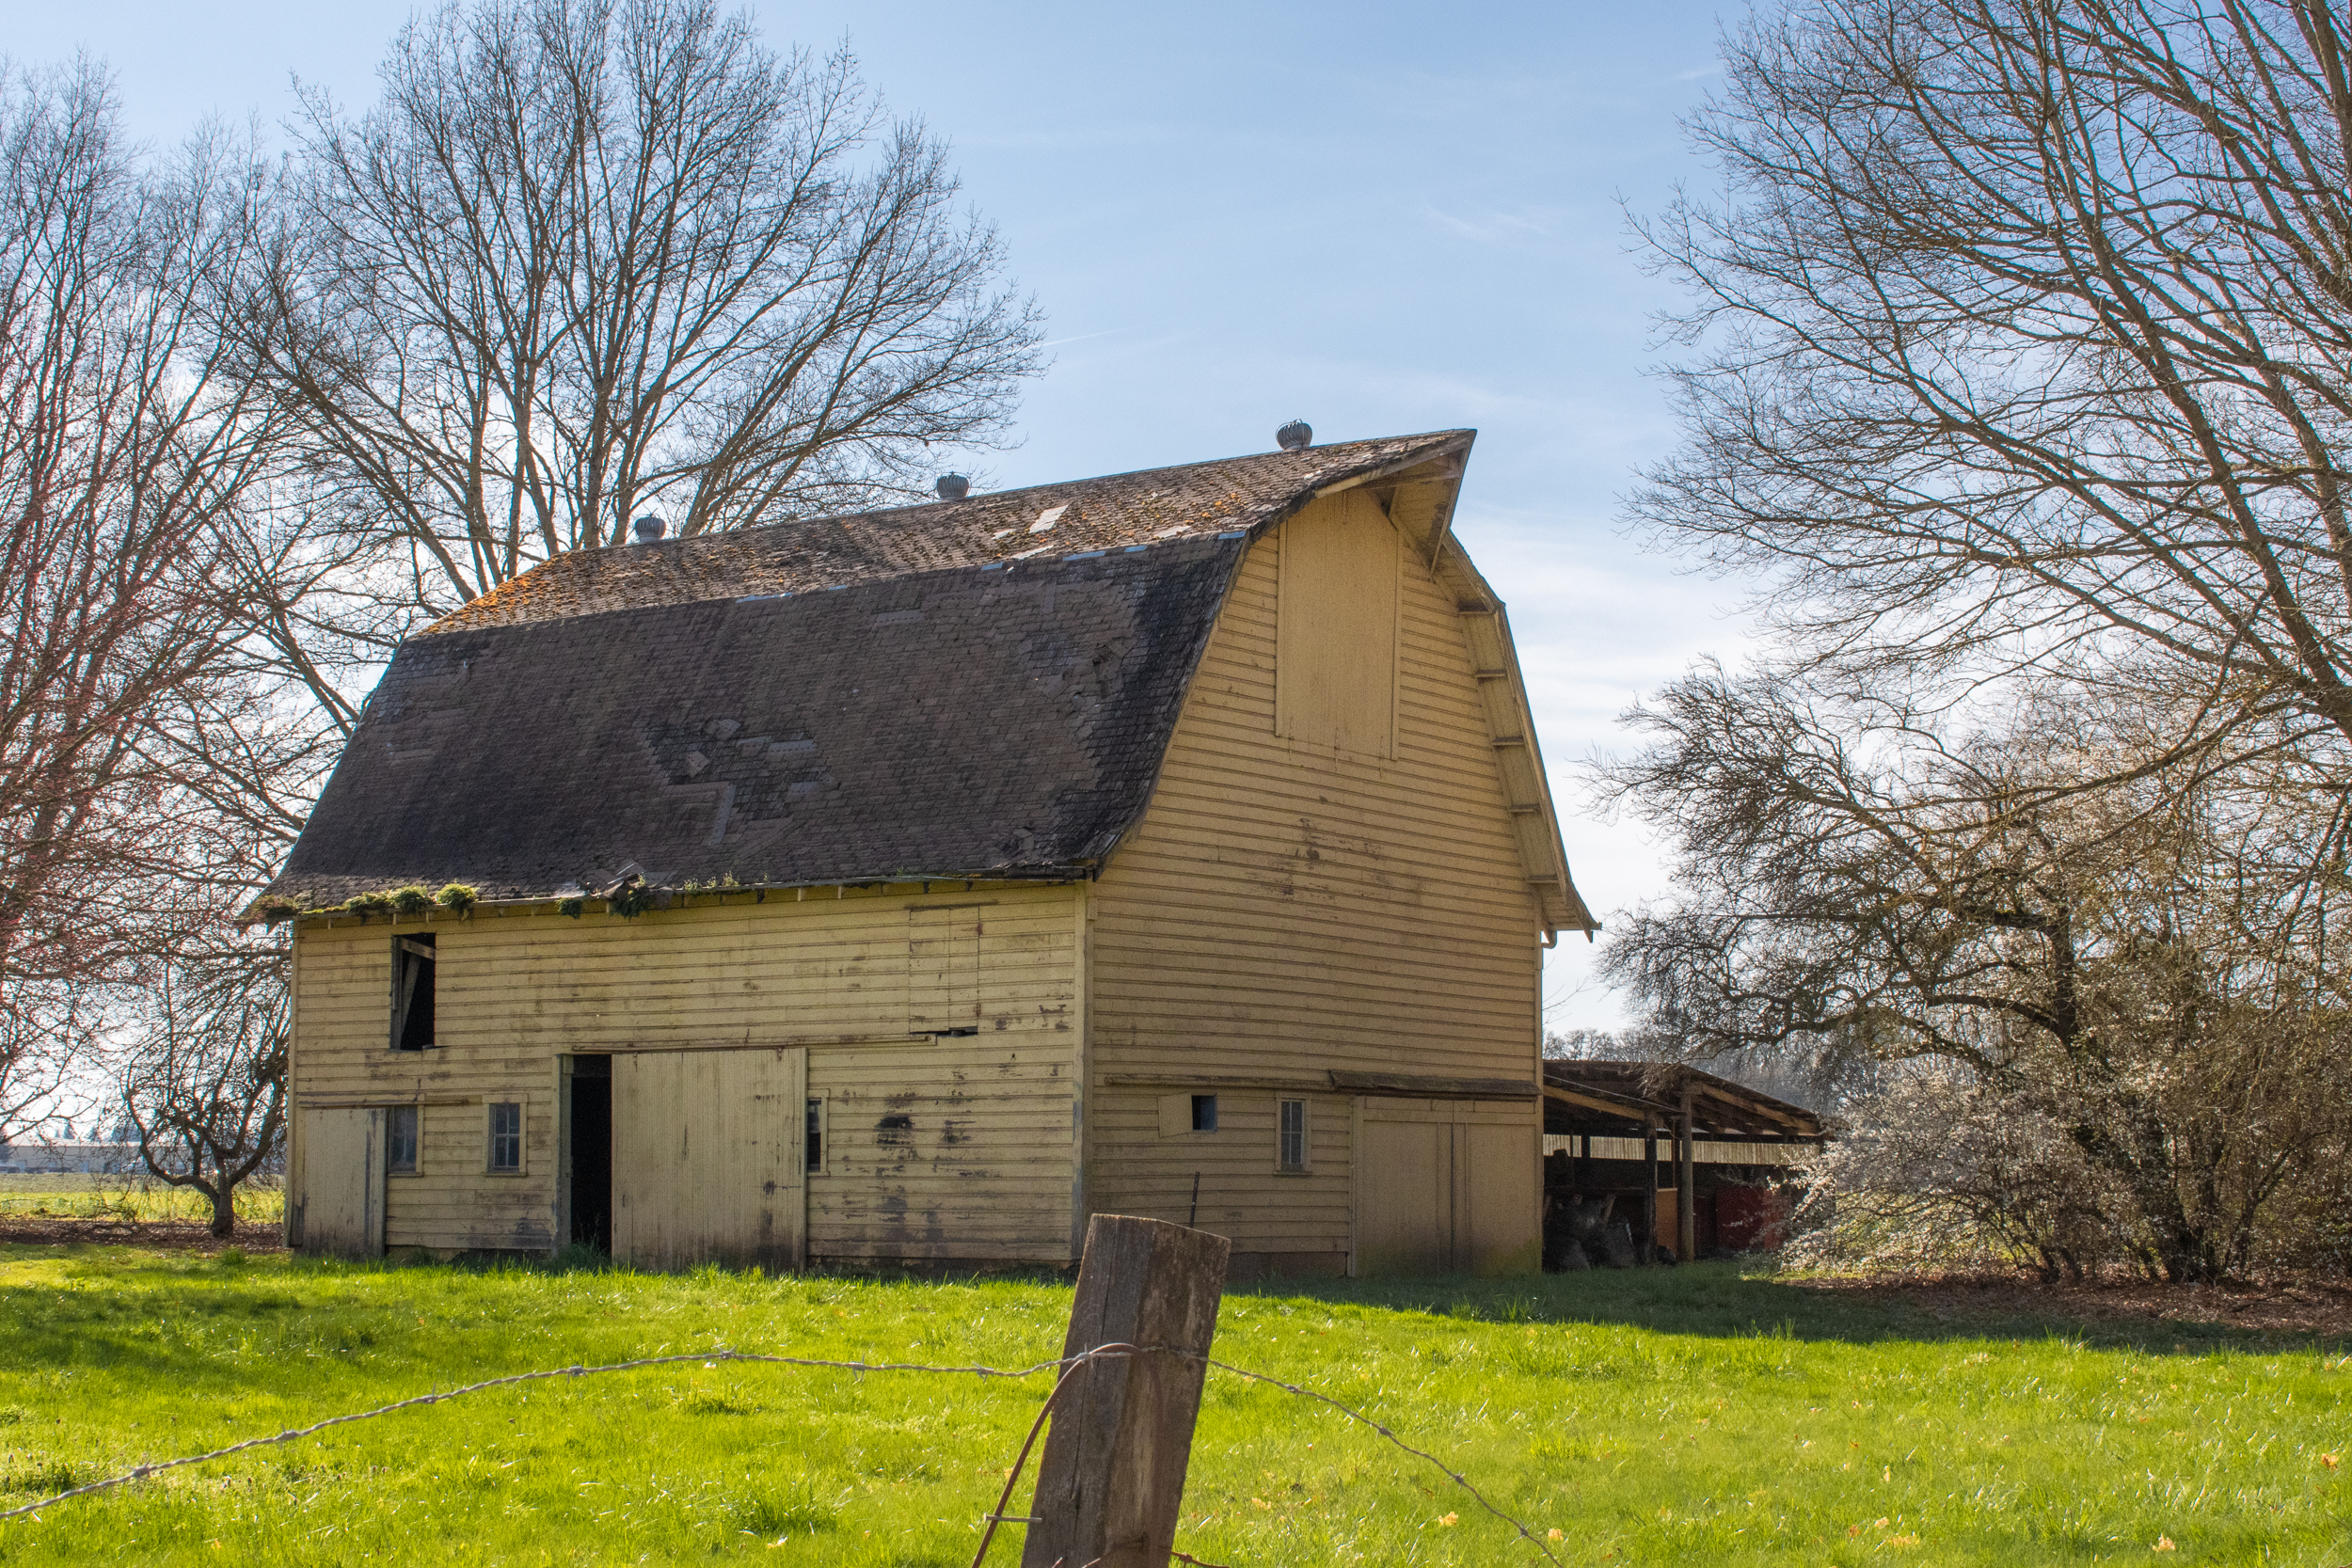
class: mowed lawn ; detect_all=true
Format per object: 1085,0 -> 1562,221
0,1248 -> 2344,1566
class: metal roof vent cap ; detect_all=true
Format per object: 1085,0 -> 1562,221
631,515 -> 666,543
935,473 -> 970,500
1276,419 -> 1311,451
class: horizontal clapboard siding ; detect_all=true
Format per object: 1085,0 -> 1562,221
1088,501 -> 1543,1260
290,882 -> 1081,1260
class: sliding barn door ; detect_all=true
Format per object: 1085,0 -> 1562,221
611,1048 -> 805,1270
293,1106 -> 383,1258
1354,1100 -> 1539,1276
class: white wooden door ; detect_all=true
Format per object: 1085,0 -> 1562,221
611,1048 -> 805,1271
294,1106 -> 383,1258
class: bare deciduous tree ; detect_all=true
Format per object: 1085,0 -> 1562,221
236,0 -> 1042,613
0,63 -> 278,1123
119,935 -> 289,1238
1594,668 -> 2351,1280
1633,0 -> 2352,785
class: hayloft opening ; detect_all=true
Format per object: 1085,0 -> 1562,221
390,934 -> 435,1051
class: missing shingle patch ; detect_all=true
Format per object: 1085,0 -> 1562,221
1028,505 -> 1068,534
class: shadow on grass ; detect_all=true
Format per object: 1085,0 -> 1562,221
10,1241 -> 2344,1359
1232,1259 -> 2352,1354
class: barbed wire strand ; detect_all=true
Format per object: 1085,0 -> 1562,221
1202,1354 -> 1565,1568
0,1341 -> 1562,1565
0,1346 -> 1074,1527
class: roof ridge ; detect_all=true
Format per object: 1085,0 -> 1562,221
425,428 -> 1472,636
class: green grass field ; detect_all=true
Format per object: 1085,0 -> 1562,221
0,1175 -> 284,1227
0,1246 -> 2343,1565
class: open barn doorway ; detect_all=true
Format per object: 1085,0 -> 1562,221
564,1054 -> 612,1253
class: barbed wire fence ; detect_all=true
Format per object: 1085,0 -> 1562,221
0,1338 -> 1566,1566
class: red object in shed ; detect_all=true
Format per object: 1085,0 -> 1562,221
1713,1186 -> 1792,1251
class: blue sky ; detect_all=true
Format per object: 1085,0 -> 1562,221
6,0 -> 1755,1030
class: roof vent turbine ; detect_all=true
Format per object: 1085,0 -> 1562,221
1276,419 -> 1312,451
935,473 -> 970,500
631,515 -> 667,543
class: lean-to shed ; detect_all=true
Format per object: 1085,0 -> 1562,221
256,428 -> 1594,1276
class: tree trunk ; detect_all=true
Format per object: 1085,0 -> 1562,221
208,1180 -> 237,1239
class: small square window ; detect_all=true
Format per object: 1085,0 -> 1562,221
488,1101 -> 523,1173
1190,1094 -> 1218,1132
1278,1098 -> 1308,1172
387,1105 -> 420,1174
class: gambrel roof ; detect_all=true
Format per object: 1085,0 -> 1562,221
260,431 -> 1595,934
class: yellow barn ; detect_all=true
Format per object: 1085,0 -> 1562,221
254,429 -> 1595,1279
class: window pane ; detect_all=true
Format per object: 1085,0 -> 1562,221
387,1106 -> 419,1173
1190,1094 -> 1218,1132
805,1097 -> 824,1173
489,1101 -> 522,1171
1279,1099 -> 1307,1170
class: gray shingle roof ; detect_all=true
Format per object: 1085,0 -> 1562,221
265,538 -> 1245,909
262,434 -> 1478,912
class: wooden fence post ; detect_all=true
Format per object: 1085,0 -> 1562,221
1021,1214 -> 1230,1568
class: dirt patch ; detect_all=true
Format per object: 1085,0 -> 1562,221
1791,1270 -> 2352,1339
0,1216 -> 285,1254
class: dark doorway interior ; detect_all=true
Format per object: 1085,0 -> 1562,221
567,1055 -> 612,1252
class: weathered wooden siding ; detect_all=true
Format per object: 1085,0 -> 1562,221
1087,492 -> 1546,1270
287,882 -> 1082,1260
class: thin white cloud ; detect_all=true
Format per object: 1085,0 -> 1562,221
1425,206 -> 1555,245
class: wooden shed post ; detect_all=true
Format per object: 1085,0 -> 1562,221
1677,1087 -> 1697,1263
1022,1214 -> 1230,1568
1641,1117 -> 1659,1265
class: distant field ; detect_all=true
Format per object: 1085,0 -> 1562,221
0,1176 -> 283,1227
0,1250 -> 2343,1565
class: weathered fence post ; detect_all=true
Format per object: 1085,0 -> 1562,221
1021,1214 -> 1230,1568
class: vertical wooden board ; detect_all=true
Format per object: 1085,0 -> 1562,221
1275,491 -> 1398,757
612,1048 -> 803,1270
1457,1121 -> 1542,1276
1354,1113 -> 1447,1275
294,1106 -> 382,1259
